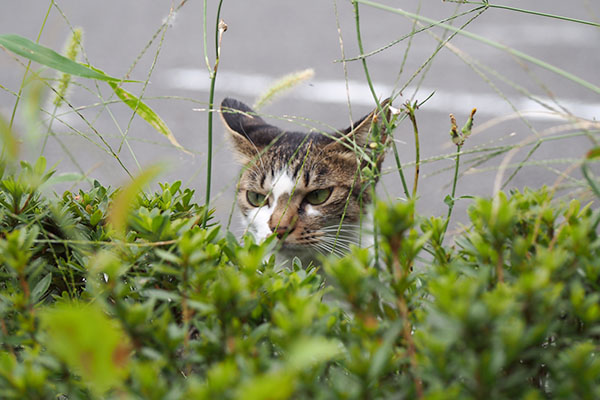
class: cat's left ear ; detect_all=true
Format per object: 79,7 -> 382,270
220,98 -> 282,163
334,98 -> 392,150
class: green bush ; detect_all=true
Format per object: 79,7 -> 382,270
1,159 -> 599,399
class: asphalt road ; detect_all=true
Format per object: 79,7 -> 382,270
1,1 -> 599,229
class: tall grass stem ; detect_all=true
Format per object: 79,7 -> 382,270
202,0 -> 225,228
8,1 -> 53,130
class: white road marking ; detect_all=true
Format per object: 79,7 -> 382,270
164,68 -> 600,121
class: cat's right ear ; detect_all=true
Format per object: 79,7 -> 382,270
220,98 -> 281,164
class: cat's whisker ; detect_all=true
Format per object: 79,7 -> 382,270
316,240 -> 348,258
319,227 -> 359,233
314,241 -> 336,254
310,243 -> 328,257
314,244 -> 343,259
321,240 -> 356,251
327,230 -> 358,237
319,229 -> 366,237
320,228 -> 368,236
309,243 -> 331,258
322,232 -> 360,242
321,232 -> 359,240
321,224 -> 364,230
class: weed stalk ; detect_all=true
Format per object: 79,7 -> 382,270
202,0 -> 226,229
8,1 -> 53,130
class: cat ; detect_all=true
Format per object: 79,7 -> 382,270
220,97 -> 392,267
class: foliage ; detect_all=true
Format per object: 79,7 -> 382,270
1,160 -> 600,399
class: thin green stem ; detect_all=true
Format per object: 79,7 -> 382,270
400,6 -> 487,96
118,19 -> 170,171
340,5 -> 485,63
351,0 -> 379,106
355,0 -> 600,95
352,1 -> 387,267
8,0 -> 53,130
450,1 -> 600,27
390,138 -> 411,198
50,2 -> 144,173
202,0 -> 211,72
441,144 -> 461,241
501,140 -> 541,189
203,0 -> 225,229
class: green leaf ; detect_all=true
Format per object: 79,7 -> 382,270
108,165 -> 163,236
142,289 -> 182,302
90,209 -> 103,227
286,336 -> 343,371
108,83 -> 189,153
235,371 -> 296,400
0,34 -> 128,82
444,194 -> 454,207
368,321 -> 402,381
39,302 -> 131,395
30,272 -> 52,303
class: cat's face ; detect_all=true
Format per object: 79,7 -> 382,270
221,98 -> 390,260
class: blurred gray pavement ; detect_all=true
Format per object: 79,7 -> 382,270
1,1 -> 599,228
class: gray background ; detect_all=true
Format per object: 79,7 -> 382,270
1,1 -> 599,231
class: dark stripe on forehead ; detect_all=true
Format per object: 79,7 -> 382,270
260,173 -> 266,189
292,162 -> 303,179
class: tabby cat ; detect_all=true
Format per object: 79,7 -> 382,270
220,97 -> 391,266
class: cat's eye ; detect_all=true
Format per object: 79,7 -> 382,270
246,191 -> 267,207
305,188 -> 332,205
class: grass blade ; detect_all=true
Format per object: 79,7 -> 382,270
0,34 -> 131,83
108,83 -> 189,153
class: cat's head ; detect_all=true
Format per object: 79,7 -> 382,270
221,97 -> 391,259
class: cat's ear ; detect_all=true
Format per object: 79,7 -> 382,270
220,98 -> 282,164
330,98 -> 392,150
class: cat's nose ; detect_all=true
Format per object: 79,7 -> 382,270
269,210 -> 298,239
274,225 -> 294,239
